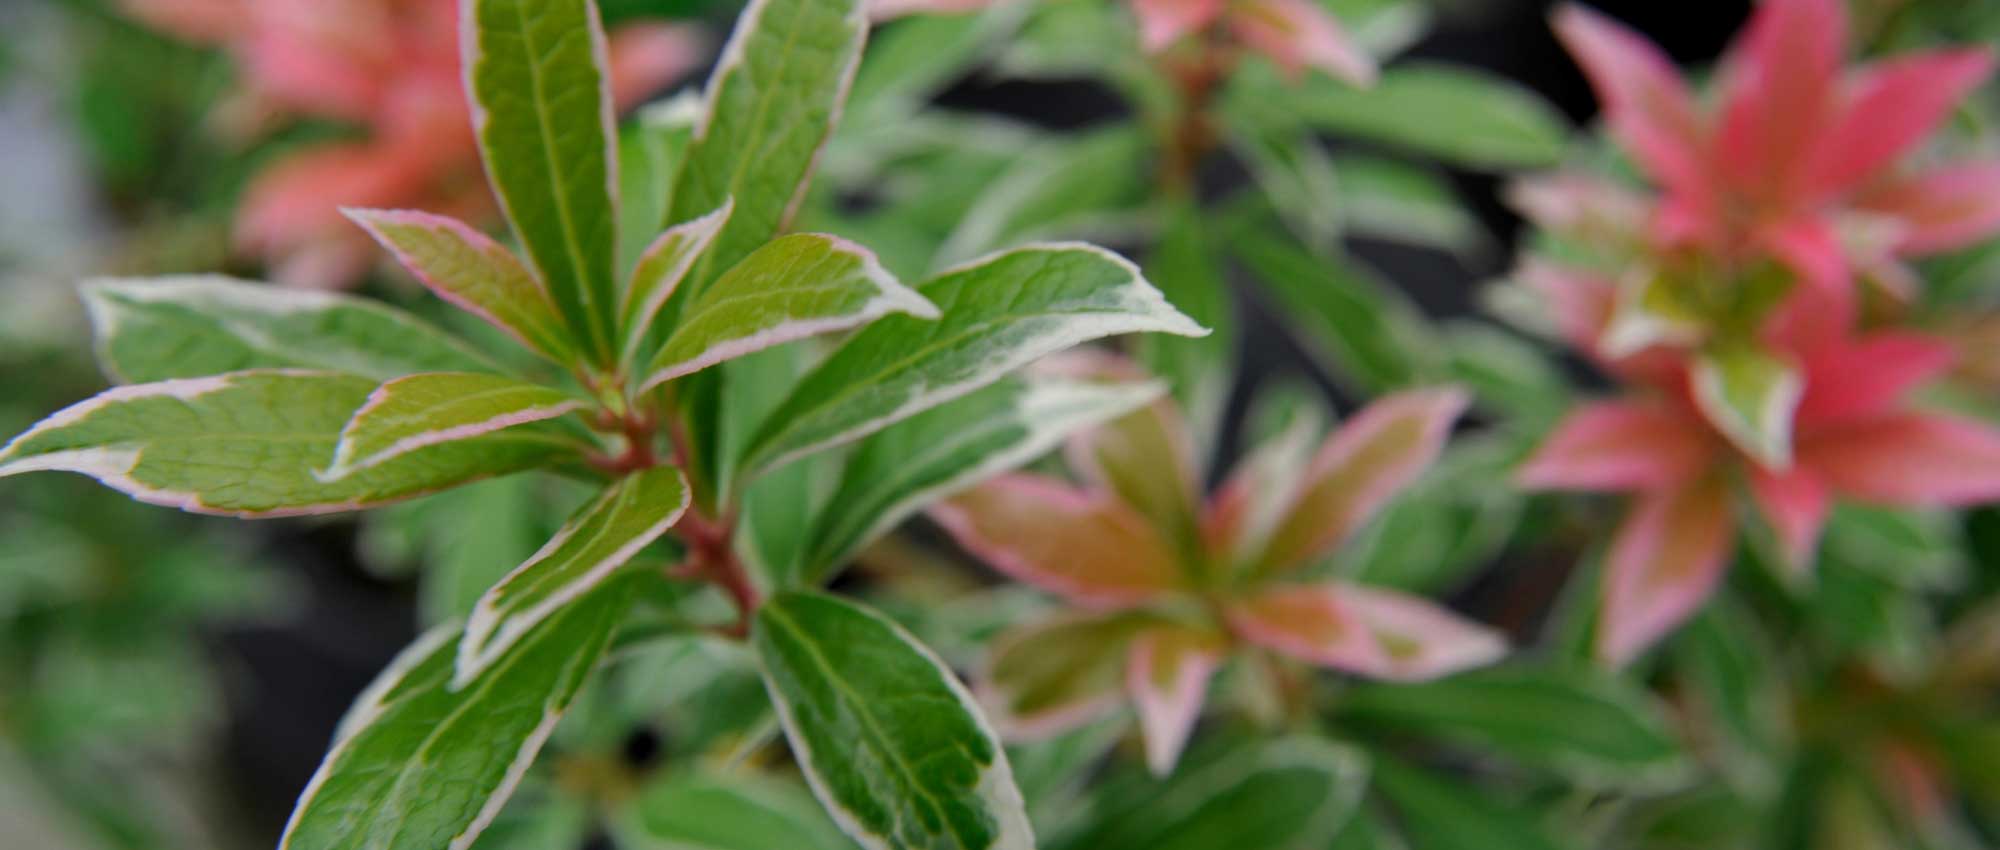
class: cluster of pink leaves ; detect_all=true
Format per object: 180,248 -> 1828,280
871,0 -> 1375,84
122,0 -> 702,288
933,362 -> 1504,774
1515,0 -> 2000,664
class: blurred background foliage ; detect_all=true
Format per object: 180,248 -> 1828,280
2,0 -> 1997,847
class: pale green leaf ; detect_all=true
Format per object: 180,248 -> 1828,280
936,127 -> 1149,266
1335,667 -> 1687,785
1239,63 -> 1569,169
754,590 -> 1034,850
667,0 -> 868,296
279,576 -> 635,850
1055,738 -> 1367,850
621,198 -> 733,366
466,0 -> 621,362
347,209 -> 580,365
804,374 -> 1163,580
82,276 -> 495,383
1333,156 -> 1488,256
744,243 -> 1207,474
459,466 -> 687,685
1692,344 -> 1802,468
1225,121 -> 1342,255
0,370 -> 576,517
321,372 -> 586,481
619,92 -> 704,276
642,233 -> 937,390
615,772 -> 857,850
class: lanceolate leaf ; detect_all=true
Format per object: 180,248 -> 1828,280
458,466 -> 688,686
279,576 -> 636,850
347,209 -> 580,365
1055,738 -> 1367,850
1692,344 -> 1802,468
320,372 -> 588,481
621,199 -> 734,365
1238,63 -> 1568,169
1333,667 -> 1687,784
754,590 -> 1035,850
667,0 -> 869,296
619,93 -> 704,277
745,244 -> 1207,474
82,276 -> 495,383
616,772 -> 856,850
0,371 -> 576,517
465,0 -> 622,363
641,234 -> 938,390
803,375 -> 1163,580
1370,757 -> 1561,850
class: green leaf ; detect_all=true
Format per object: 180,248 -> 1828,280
615,772 -> 857,850
667,0 -> 869,296
320,372 -> 587,481
804,374 -> 1163,580
0,371 -> 576,517
1335,667 -> 1686,785
1225,121 -> 1342,255
619,93 -> 703,277
621,198 -> 733,366
81,276 -> 496,383
1228,218 -> 1440,392
1137,200 -> 1235,446
278,575 -> 635,850
1370,757 -> 1562,850
744,243 -> 1207,474
347,209 -> 581,366
1333,156 -> 1488,257
1055,737 -> 1367,850
459,466 -> 687,685
1691,344 -> 1802,468
847,10 -> 1019,126
465,0 -> 621,363
641,233 -> 938,389
1240,63 -> 1568,169
937,127 -> 1149,265
753,590 -> 1034,850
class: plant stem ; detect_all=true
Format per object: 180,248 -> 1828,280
1157,29 -> 1235,192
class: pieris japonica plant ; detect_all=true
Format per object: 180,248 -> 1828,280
1,0 -> 1216,845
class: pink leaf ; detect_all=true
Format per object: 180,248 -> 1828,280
1514,259 -> 1616,356
1597,475 -> 1735,665
1712,0 -> 1847,203
1229,0 -> 1377,86
1747,465 -> 1829,575
1126,625 -> 1224,775
1801,414 -> 2000,506
1517,400 -> 1714,492
1253,389 -> 1468,575
1857,162 -> 2000,256
1806,49 -> 1995,199
930,474 -> 1187,608
1762,216 -> 1856,349
1131,0 -> 1225,52
1795,333 -> 1957,427
606,24 -> 707,109
1550,4 -> 1708,196
121,0 -> 244,42
1226,582 -> 1505,680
